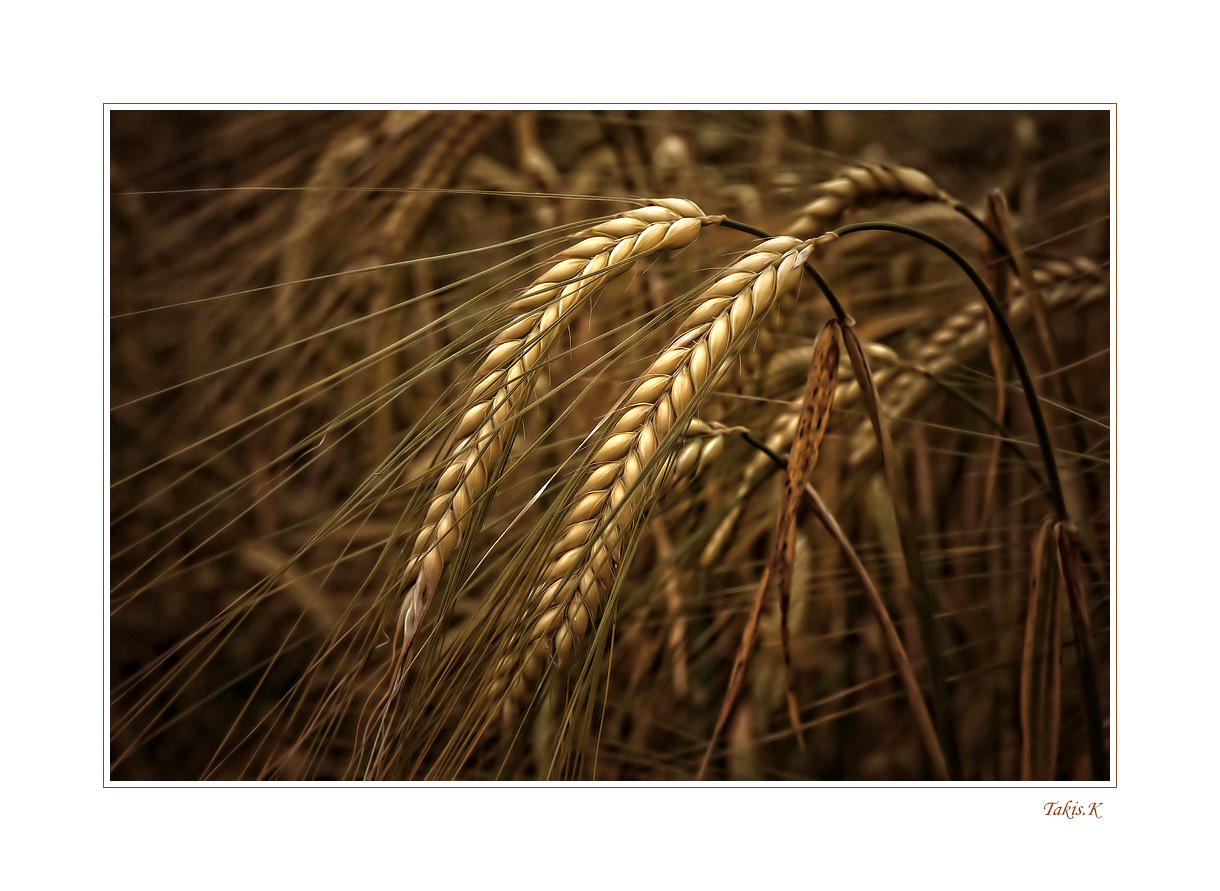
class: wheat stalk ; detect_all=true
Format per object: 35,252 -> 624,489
846,258 -> 1109,469
396,199 -> 721,647
498,236 -> 820,702
729,162 -> 949,390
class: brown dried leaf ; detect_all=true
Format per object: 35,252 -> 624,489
776,320 -> 841,745
697,320 -> 839,775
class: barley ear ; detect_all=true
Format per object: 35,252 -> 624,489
397,199 -> 719,647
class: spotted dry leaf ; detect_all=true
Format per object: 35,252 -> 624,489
699,319 -> 839,775
776,319 -> 841,742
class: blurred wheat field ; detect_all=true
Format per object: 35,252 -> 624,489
108,109 -> 1111,781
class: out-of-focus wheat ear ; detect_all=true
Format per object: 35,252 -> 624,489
784,162 -> 951,239
649,517 -> 691,701
841,280 -> 1072,474
378,113 -> 501,260
395,199 -> 721,650
726,702 -> 763,780
1055,522 -> 1107,779
513,111 -> 562,226
273,125 -> 376,330
1021,517 -> 1063,781
508,237 -> 818,710
851,253 -> 1106,469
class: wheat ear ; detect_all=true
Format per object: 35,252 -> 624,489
502,236 -> 818,702
397,199 -> 720,647
784,162 -> 949,239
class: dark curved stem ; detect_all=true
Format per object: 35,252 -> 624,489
720,217 -> 851,323
833,221 -> 1069,522
739,429 -> 790,471
918,369 -> 1048,495
952,202 -> 1012,266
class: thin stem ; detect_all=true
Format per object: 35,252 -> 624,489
916,369 -> 1049,494
833,221 -> 1069,522
720,217 -> 850,323
841,325 -> 962,778
733,432 -> 953,781
952,201 -> 1011,262
803,483 -> 950,781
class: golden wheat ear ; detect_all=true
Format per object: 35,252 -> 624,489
396,199 -> 722,649
784,162 -> 949,239
495,235 -> 819,705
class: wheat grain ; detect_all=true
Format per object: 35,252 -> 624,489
397,199 -> 720,647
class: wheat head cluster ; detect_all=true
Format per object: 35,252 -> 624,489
110,110 -> 1110,781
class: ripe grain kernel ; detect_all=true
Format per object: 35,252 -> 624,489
585,463 -> 621,492
632,375 -> 672,406
595,432 -> 637,463
614,405 -> 654,435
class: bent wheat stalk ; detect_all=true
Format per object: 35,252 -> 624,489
397,199 -> 721,648
846,259 -> 1108,471
501,236 -> 819,703
729,162 -> 948,390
